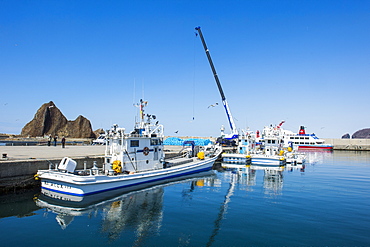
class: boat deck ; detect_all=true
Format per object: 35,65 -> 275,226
166,157 -> 194,167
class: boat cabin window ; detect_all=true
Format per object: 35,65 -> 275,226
305,137 -> 309,139
150,138 -> 162,146
130,140 -> 139,147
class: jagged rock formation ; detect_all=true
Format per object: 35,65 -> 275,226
21,101 -> 96,138
94,128 -> 105,137
352,128 -> 370,139
341,133 -> 350,139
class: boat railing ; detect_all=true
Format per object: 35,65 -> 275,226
128,133 -> 149,138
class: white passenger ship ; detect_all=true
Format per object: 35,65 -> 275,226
276,122 -> 333,150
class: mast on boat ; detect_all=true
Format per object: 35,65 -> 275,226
195,26 -> 238,139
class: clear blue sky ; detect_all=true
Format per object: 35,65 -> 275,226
1,0 -> 370,138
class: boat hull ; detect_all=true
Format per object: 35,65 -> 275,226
298,145 -> 333,150
38,170 -> 216,207
39,157 -> 217,198
251,156 -> 285,166
222,153 -> 284,166
222,153 -> 251,164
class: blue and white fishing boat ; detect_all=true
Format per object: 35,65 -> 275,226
37,100 -> 222,198
221,129 -> 285,166
222,149 -> 285,166
222,127 -> 305,166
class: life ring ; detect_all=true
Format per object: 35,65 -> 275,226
143,147 -> 150,156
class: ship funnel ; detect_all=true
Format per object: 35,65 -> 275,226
299,126 -> 306,135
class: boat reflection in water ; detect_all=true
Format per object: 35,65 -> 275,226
252,164 -> 284,196
36,171 -> 216,237
221,162 -> 305,196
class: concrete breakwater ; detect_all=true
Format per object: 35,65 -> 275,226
324,138 -> 370,151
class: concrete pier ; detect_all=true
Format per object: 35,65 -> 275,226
0,145 -> 183,192
0,146 -> 105,192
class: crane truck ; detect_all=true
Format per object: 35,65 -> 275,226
195,26 -> 238,146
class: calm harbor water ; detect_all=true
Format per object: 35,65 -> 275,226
1,151 -> 370,246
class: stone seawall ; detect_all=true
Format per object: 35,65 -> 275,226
324,138 -> 370,151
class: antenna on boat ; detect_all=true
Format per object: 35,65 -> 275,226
133,99 -> 148,128
139,99 -> 148,121
141,79 -> 145,102
195,26 -> 238,139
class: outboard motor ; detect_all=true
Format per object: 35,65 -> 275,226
58,157 -> 77,173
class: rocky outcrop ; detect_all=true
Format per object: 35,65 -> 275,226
341,133 -> 350,139
94,128 -> 105,137
352,128 -> 370,139
21,101 -> 96,138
